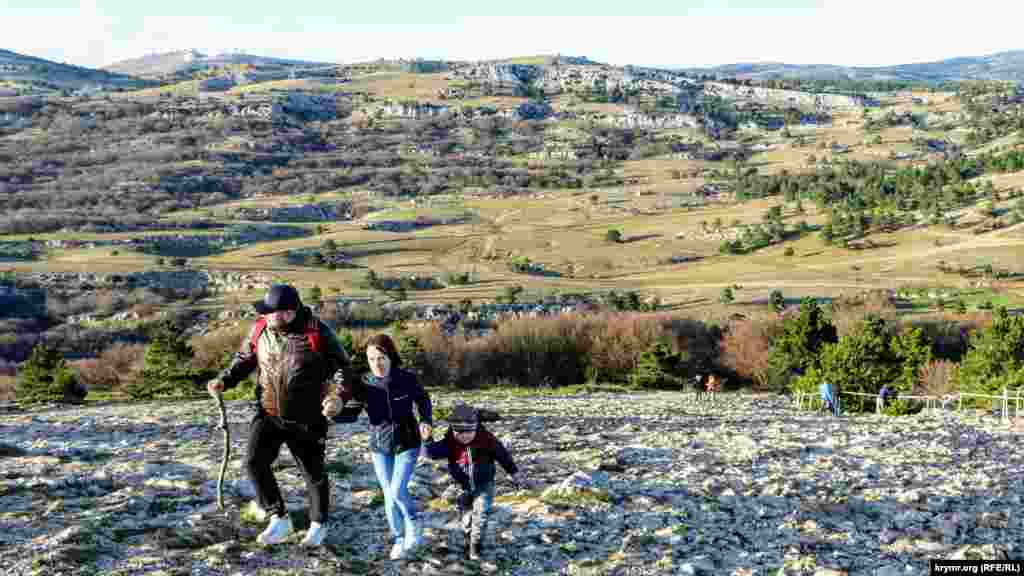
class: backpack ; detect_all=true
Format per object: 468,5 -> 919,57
250,316 -> 323,355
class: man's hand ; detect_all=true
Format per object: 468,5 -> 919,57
419,423 -> 433,441
322,397 -> 340,419
456,490 -> 473,510
207,379 -> 224,398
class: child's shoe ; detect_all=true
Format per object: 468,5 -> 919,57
300,522 -> 326,547
256,514 -> 294,545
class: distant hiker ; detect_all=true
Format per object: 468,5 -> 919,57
423,403 -> 523,561
333,333 -> 433,560
206,284 -> 351,547
706,374 -> 722,395
819,381 -> 840,416
878,385 -> 897,410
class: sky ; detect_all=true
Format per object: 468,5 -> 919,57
5,0 -> 1024,70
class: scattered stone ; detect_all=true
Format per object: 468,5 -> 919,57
0,392 -> 1019,575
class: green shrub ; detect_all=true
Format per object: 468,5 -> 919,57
125,319 -> 211,399
17,343 -> 82,404
957,307 -> 1024,401
793,316 -> 932,413
767,298 -> 837,392
882,398 -> 924,416
720,287 -> 734,304
629,340 -> 688,389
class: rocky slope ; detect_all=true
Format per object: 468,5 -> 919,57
0,48 -> 151,92
0,392 -> 1020,575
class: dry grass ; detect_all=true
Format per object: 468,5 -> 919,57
0,374 -> 15,403
228,79 -> 329,95
112,80 -> 203,99
17,186 -> 1021,310
344,73 -> 453,103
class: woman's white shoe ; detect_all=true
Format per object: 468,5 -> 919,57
389,538 -> 406,560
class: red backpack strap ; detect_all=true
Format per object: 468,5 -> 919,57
305,317 -> 322,355
250,317 -> 268,353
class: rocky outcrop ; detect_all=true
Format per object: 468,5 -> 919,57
14,269 -> 271,296
705,82 -> 867,110
230,202 -> 350,222
378,101 -> 451,119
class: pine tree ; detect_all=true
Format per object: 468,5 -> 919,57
766,298 -> 838,392
126,319 -> 204,399
630,340 -> 686,389
957,307 -> 1024,396
17,343 -> 81,404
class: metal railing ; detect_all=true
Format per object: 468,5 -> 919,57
792,387 -> 1024,424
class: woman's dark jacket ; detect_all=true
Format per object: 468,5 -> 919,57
335,368 -> 433,454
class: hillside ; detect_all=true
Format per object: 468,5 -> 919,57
0,391 -> 1020,574
0,48 -> 152,93
682,49 -> 1024,84
103,49 -> 335,80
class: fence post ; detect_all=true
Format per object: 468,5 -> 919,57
876,394 -> 882,415
1003,387 -> 1010,425
958,392 -> 963,413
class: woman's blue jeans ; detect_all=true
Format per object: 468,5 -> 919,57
371,447 -> 420,543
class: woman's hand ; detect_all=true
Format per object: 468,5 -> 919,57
419,423 -> 433,441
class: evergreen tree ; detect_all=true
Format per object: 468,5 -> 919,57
770,290 -> 786,313
766,298 -> 838,392
795,316 -> 912,412
126,319 -> 206,399
17,343 -> 81,404
957,307 -> 1024,396
630,340 -> 687,389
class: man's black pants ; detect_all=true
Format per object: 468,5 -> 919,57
245,413 -> 329,523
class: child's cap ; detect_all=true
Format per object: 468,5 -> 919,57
449,403 -> 479,432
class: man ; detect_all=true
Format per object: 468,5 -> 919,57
207,284 -> 351,547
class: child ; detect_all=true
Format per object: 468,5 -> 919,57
424,403 -> 523,560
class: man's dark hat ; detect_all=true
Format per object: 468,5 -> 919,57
449,403 -> 479,432
254,284 -> 302,314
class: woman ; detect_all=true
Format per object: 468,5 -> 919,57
335,334 -> 433,560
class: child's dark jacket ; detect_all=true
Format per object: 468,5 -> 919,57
425,425 -> 518,491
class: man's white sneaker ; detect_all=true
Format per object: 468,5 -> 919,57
389,538 -> 406,560
300,522 -> 326,547
256,514 -> 294,545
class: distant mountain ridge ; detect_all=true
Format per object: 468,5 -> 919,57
680,50 -> 1024,84
0,48 -> 151,92
102,49 -> 335,80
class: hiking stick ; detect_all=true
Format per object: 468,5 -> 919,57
215,393 -> 230,512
